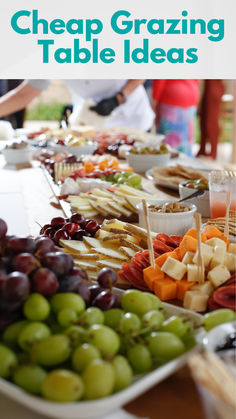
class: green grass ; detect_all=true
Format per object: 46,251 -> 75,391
25,102 -> 67,121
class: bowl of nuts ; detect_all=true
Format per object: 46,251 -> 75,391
137,200 -> 197,236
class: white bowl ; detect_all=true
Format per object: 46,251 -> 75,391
0,121 -> 14,141
49,142 -> 97,157
179,182 -> 210,218
126,152 -> 170,173
2,147 -> 34,164
137,200 -> 197,236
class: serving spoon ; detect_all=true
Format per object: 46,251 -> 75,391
178,189 -> 206,203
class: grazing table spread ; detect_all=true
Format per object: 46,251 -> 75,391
0,127 -> 235,419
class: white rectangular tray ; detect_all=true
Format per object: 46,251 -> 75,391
0,303 -> 204,419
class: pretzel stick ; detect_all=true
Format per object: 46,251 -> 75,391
195,212 -> 204,283
142,200 -> 155,269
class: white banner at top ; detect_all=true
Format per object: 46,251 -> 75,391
0,0 -> 235,78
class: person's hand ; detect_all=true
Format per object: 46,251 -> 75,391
151,98 -> 158,111
90,96 -> 119,116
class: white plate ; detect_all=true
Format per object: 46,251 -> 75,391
145,168 -> 179,191
0,302 -> 204,419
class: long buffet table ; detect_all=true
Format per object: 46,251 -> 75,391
0,151 -> 214,419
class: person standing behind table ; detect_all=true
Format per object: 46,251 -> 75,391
197,80 -> 224,159
152,80 -> 200,156
0,80 -> 155,132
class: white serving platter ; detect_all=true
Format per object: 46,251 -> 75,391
0,302 -> 204,419
145,168 -> 179,191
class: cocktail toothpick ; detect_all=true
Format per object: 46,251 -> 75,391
224,191 -> 231,240
142,200 -> 155,269
195,212 -> 204,283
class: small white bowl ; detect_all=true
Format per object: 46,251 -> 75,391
126,152 -> 170,173
2,146 -> 34,164
179,182 -> 210,218
137,200 -> 197,236
203,321 -> 236,353
0,121 -> 14,140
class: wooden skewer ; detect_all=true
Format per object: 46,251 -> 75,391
142,200 -> 155,269
188,352 -> 236,408
195,212 -> 204,283
224,191 -> 231,239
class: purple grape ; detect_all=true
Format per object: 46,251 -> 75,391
88,285 -> 105,302
0,271 -> 30,311
31,268 -> 58,297
70,213 -> 85,225
35,237 -> 55,257
73,230 -> 87,241
43,252 -> 73,276
51,217 -> 66,228
78,280 -> 91,307
0,219 -> 7,239
97,268 -> 117,289
113,293 -> 122,308
5,237 -> 36,255
92,290 -> 116,310
39,224 -> 51,235
85,221 -> 100,235
0,269 -> 8,294
58,267 -> 83,293
11,253 -> 38,274
53,229 -> 70,244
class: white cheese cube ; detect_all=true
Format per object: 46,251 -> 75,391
187,264 -> 204,282
191,281 -> 214,297
182,251 -> 194,265
229,243 -> 236,255
224,253 -> 236,272
183,291 -> 209,312
161,257 -> 187,281
193,243 -> 213,267
205,238 -> 227,250
207,264 -> 231,288
210,246 -> 226,269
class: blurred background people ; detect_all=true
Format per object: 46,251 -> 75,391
152,80 -> 200,156
197,80 -> 224,159
0,79 -> 155,132
0,80 -> 25,129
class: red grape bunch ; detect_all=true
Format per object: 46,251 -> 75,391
0,218 -> 91,331
39,213 -> 100,245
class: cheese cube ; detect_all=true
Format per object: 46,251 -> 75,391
161,257 -> 187,281
191,281 -> 214,297
229,243 -> 236,255
224,253 -> 236,272
192,243 -> 213,267
182,251 -> 194,265
207,264 -> 231,288
209,246 -> 226,269
205,238 -> 227,250
183,291 -> 209,312
187,264 -> 204,282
